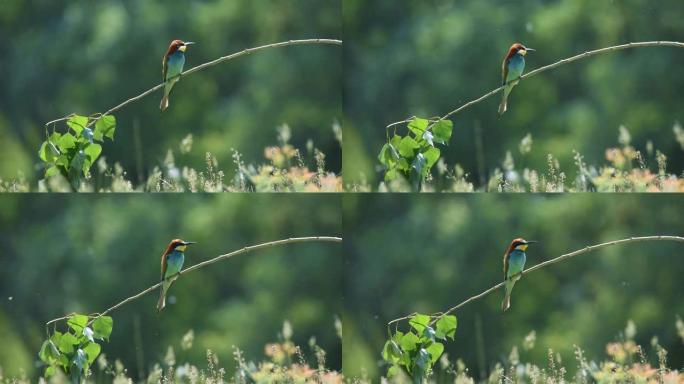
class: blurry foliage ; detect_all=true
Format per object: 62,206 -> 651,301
0,0 -> 341,186
0,194 -> 342,380
343,0 -> 684,190
364,126 -> 684,192
3,322 -> 342,383
361,320 -> 684,383
342,194 -> 684,381
2,127 -> 342,192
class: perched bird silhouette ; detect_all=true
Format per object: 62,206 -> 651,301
160,40 -> 194,111
498,43 -> 534,116
157,238 -> 196,312
502,237 -> 537,311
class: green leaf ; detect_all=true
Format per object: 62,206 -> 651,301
45,166 -> 60,178
67,115 -> 88,135
398,136 -> 419,157
58,332 -> 79,354
69,150 -> 87,175
92,316 -> 113,340
44,365 -> 56,378
82,327 -> 94,343
82,127 -> 94,143
382,340 -> 402,364
407,118 -> 428,137
432,120 -> 453,145
415,348 -> 431,370
39,340 -> 58,364
39,142 -> 59,163
422,326 -> 436,342
72,348 -> 88,376
57,133 -> 77,151
389,143 -> 400,160
82,342 -> 101,364
422,130 -> 434,147
49,332 -> 63,349
392,330 -> 404,343
398,158 -> 410,171
435,315 -> 458,340
56,155 -> 70,168
95,115 -> 116,140
67,314 -> 88,334
385,168 -> 398,182
399,332 -> 420,352
387,365 -> 402,378
84,143 -> 102,163
426,342 -> 444,364
412,153 -> 427,178
423,147 -> 441,170
378,144 -> 390,166
409,314 -> 431,334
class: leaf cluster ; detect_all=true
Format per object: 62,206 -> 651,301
378,118 -> 452,191
40,115 -> 116,190
39,314 -> 113,381
382,313 -> 457,383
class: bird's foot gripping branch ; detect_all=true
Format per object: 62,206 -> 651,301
40,114 -> 116,190
383,313 -> 457,383
39,313 -> 113,381
379,118 -> 453,191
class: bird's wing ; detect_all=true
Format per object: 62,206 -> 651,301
501,57 -> 509,86
162,55 -> 168,82
160,252 -> 167,281
503,251 -> 509,278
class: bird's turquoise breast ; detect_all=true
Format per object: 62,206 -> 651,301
166,51 -> 186,79
507,250 -> 526,277
506,54 -> 525,82
165,250 -> 185,277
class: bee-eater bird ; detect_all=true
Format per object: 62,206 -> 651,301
501,238 -> 537,311
157,239 -> 196,312
160,40 -> 195,111
498,43 -> 534,116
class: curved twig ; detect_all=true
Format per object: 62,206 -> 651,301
387,235 -> 684,331
45,236 -> 342,332
385,41 -> 684,135
44,38 -> 343,129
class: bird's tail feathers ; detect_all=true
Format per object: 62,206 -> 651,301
502,290 -> 511,311
160,95 -> 169,111
501,283 -> 512,312
498,87 -> 509,116
157,285 -> 166,312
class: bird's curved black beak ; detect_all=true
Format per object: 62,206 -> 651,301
525,240 -> 538,244
525,47 -> 535,52
184,41 -> 195,46
183,241 -> 197,245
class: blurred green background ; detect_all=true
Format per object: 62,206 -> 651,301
0,0 -> 341,185
343,0 -> 684,188
343,194 -> 684,380
0,194 -> 341,379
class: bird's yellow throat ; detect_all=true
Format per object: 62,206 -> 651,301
176,244 -> 187,252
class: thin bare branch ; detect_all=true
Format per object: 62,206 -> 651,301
385,41 -> 684,133
45,236 -> 342,330
387,235 -> 684,330
45,38 -> 342,129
